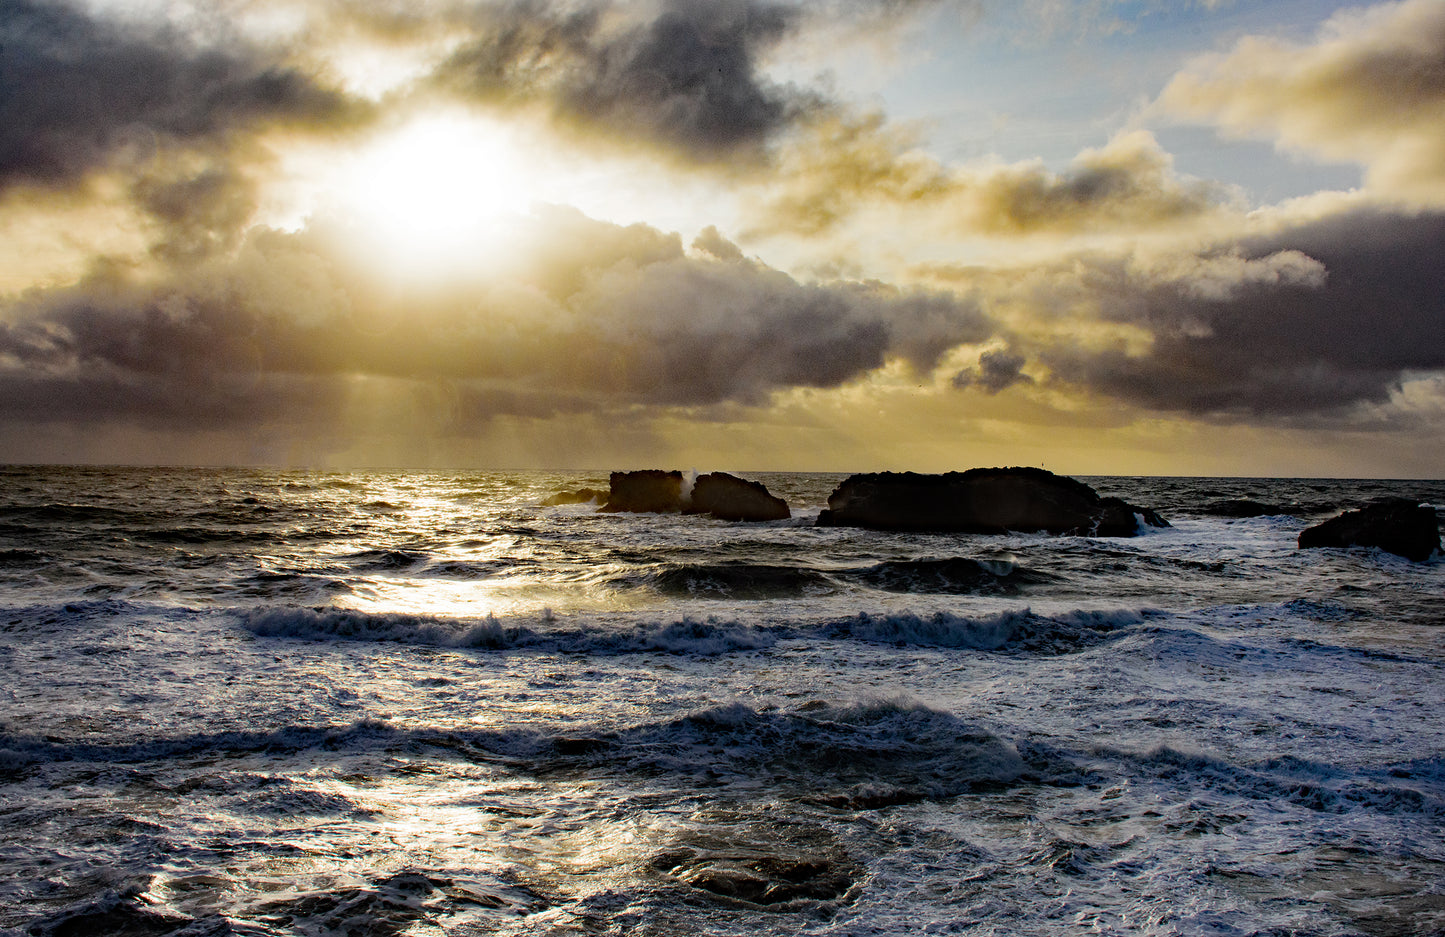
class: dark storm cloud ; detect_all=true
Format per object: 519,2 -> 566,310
952,348 -> 1032,394
0,209 -> 996,431
430,0 -> 827,160
0,0 -> 361,191
1039,208 -> 1445,420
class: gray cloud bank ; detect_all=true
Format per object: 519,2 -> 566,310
0,209 -> 993,432
0,0 -> 361,191
429,0 -> 820,162
1032,208 -> 1445,421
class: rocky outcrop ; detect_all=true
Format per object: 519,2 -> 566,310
599,470 -> 685,514
542,487 -> 606,506
1297,498 -> 1440,561
816,467 -> 1168,536
598,470 -> 790,521
688,472 -> 790,522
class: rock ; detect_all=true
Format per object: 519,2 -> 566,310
1297,498 -> 1440,561
687,472 -> 790,522
1201,499 -> 1289,518
542,487 -> 605,506
816,467 -> 1169,536
598,470 -> 791,520
600,470 -> 684,513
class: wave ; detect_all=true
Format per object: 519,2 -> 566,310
0,547 -> 49,564
19,884 -> 224,937
0,718 -> 403,771
844,556 -> 1056,595
1126,746 -> 1445,818
631,562 -> 839,599
0,503 -> 144,524
236,606 -> 778,655
613,555 -> 1056,600
346,548 -> 432,572
829,607 -> 1147,654
241,606 -> 534,648
0,698 -> 1021,807
135,527 -> 279,546
234,603 -> 1153,658
476,697 -> 1028,806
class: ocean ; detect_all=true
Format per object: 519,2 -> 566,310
0,466 -> 1441,936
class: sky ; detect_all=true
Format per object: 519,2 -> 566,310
0,0 -> 1442,475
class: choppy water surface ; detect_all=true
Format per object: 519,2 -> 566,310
0,467 -> 1442,936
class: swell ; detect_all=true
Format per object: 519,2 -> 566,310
612,555 -> 1056,600
237,606 -> 780,655
844,557 -> 1057,595
0,699 -> 1028,806
827,607 -> 1150,654
232,603 -> 1159,657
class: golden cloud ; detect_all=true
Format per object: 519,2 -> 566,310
752,125 -> 1233,237
1157,0 -> 1445,202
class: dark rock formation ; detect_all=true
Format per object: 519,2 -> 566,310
542,487 -> 606,506
1201,499 -> 1290,518
599,470 -> 684,514
688,472 -> 790,522
598,470 -> 790,521
1297,498 -> 1440,561
816,467 -> 1169,536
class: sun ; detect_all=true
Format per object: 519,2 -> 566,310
324,111 -> 538,280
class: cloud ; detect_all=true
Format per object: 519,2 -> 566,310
130,159 -> 261,264
747,111 -> 954,235
428,0 -> 825,162
1029,207 -> 1445,420
961,131 -> 1234,234
0,0 -> 363,193
0,207 -> 997,433
952,348 -> 1033,394
1157,0 -> 1445,201
754,126 -> 1231,236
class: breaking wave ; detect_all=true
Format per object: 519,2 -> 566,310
236,606 -> 779,655
829,607 -> 1148,653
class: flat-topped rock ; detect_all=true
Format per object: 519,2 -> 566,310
1298,498 -> 1440,562
817,467 -> 1168,536
600,470 -> 685,514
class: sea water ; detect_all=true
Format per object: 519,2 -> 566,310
0,467 -> 1441,936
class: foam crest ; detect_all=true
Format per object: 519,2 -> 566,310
240,606 -> 531,648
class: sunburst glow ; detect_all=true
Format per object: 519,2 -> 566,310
326,112 -> 538,279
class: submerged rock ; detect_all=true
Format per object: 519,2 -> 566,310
817,467 -> 1168,536
1201,498 -> 1290,518
598,470 -> 790,521
542,487 -> 605,506
1297,498 -> 1440,562
688,472 -> 790,522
